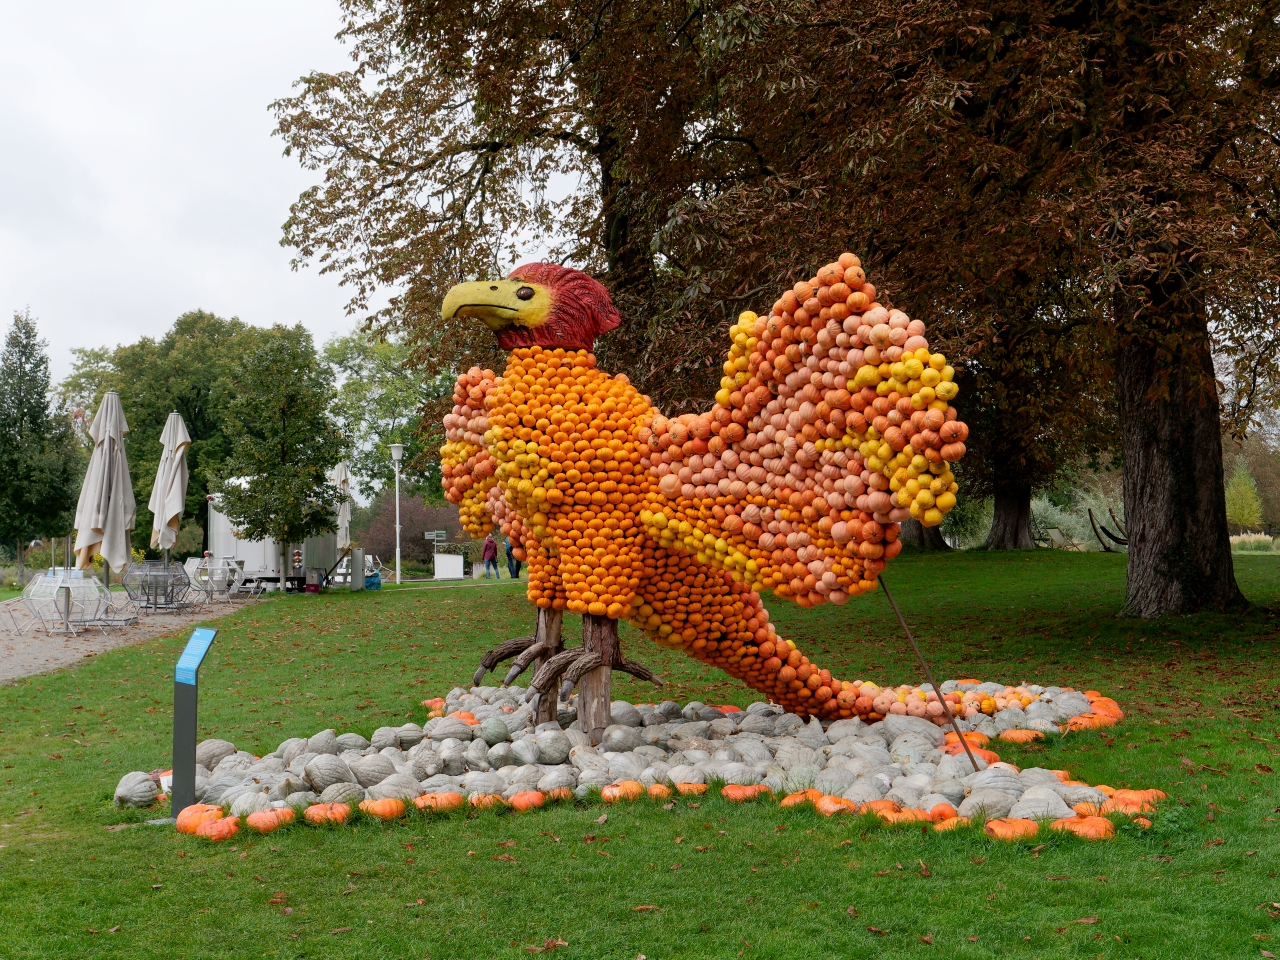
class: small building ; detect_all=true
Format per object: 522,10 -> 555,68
207,498 -> 337,590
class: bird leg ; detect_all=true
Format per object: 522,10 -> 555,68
557,651 -> 604,702
614,658 -> 664,688
472,635 -> 537,687
524,646 -> 581,719
472,606 -> 565,694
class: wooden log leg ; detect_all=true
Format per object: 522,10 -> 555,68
578,613 -> 618,744
533,607 -> 564,726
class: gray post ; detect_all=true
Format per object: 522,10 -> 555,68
171,627 -> 218,815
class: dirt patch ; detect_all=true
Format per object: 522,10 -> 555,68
0,601 -> 253,684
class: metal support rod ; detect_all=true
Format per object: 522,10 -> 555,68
394,460 -> 402,585
878,575 -> 982,774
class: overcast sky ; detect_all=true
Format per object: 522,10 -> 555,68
0,1 -> 364,382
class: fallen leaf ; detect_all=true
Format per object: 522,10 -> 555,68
1046,875 -> 1071,881
918,860 -> 931,877
109,926 -> 120,934
695,845 -> 711,852
494,853 -> 518,863
1261,951 -> 1276,959
1076,917 -> 1099,925
498,840 -> 517,848
968,935 -> 979,942
670,863 -> 681,870
1204,838 -> 1225,847
632,905 -> 659,912
1028,844 -> 1046,854
1257,764 -> 1274,774
87,930 -> 98,935
846,906 -> 859,917
867,926 -> 888,936
595,814 -> 608,825
331,927 -> 352,935
282,907 -> 293,916
151,884 -> 162,889
920,934 -> 934,944
675,837 -> 684,844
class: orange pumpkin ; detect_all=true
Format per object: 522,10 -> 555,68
508,790 -> 546,812
360,797 -> 406,820
1133,816 -> 1152,829
415,792 -> 465,813
647,783 -> 673,801
983,818 -> 1039,841
1100,795 -> 1155,815
1112,787 -> 1165,803
305,802 -> 352,825
175,803 -> 223,835
932,816 -> 971,832
880,808 -> 931,824
859,799 -> 901,817
601,780 -> 645,803
546,788 -> 574,803
814,795 -> 856,816
468,793 -> 506,810
245,807 -> 295,834
997,729 -> 1043,744
195,815 -> 240,841
928,802 -> 958,823
675,782 -> 708,796
780,788 -> 823,809
1050,816 -> 1115,840
720,784 -> 769,803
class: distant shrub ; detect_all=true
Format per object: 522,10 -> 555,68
1231,533 -> 1276,552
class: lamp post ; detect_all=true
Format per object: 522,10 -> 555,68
390,443 -> 404,585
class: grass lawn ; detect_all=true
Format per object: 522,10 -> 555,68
1,550 -> 1278,958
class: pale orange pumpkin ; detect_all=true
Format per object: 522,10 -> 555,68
195,815 -> 240,841
245,807 -> 295,833
304,802 -> 351,825
508,790 -> 546,812
175,803 -> 223,835
360,797 -> 406,820
415,792 -> 465,813
1050,816 -> 1115,840
983,818 -> 1039,841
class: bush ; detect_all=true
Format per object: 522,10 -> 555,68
1231,533 -> 1276,552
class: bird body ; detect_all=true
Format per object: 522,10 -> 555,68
442,256 -> 967,720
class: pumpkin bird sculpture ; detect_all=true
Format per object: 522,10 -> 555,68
440,257 -> 968,743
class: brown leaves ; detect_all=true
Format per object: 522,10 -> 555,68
867,926 -> 889,936
1203,838 -> 1225,847
525,938 -> 568,954
1257,764 -> 1274,774
1075,917 -> 1099,925
631,905 -> 659,912
493,853 -> 518,863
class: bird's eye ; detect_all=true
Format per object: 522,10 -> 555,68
516,286 -> 535,301
489,285 -> 498,291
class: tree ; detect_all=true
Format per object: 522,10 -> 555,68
666,0 -> 1280,616
58,311 -> 265,558
211,326 -> 347,570
1225,461 -> 1264,533
323,328 -> 451,499
272,0 -> 723,407
0,311 -> 83,584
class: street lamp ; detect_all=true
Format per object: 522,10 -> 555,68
389,443 -> 404,585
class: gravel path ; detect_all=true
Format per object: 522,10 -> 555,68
0,601 -> 252,684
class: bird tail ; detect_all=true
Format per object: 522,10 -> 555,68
639,253 -> 968,607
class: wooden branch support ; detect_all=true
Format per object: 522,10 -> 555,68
578,613 -> 618,744
533,607 -> 564,726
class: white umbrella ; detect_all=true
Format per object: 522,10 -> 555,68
331,461 -> 352,549
148,411 -> 191,551
74,390 -> 137,573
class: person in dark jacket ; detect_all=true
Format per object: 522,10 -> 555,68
482,533 -> 499,578
506,537 -> 522,579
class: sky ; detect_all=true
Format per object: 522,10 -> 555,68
0,0 -> 364,382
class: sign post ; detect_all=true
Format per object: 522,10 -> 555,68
172,627 -> 217,815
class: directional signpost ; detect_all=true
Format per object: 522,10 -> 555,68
171,627 -> 217,816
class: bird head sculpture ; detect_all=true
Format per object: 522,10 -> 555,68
441,262 -> 621,352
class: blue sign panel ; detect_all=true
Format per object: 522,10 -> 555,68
174,628 -> 217,686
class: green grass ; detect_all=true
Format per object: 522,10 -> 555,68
2,551 -> 1279,958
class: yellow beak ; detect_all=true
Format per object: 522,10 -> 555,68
441,279 -> 551,332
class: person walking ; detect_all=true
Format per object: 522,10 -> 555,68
482,532 -> 499,579
505,537 -> 522,579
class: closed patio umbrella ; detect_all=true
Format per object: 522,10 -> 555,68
74,390 -> 136,575
148,411 -> 191,553
331,461 -> 352,550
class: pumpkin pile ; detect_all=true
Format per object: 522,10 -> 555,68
146,683 -> 1160,845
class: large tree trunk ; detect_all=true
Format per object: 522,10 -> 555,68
899,518 -> 951,551
532,608 -> 564,726
1116,296 -> 1244,618
985,481 -> 1035,550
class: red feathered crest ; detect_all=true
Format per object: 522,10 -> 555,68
505,262 -> 620,352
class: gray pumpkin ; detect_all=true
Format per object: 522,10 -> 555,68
305,755 -> 356,792
195,739 -> 236,770
320,781 -> 366,804
114,771 -> 159,808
